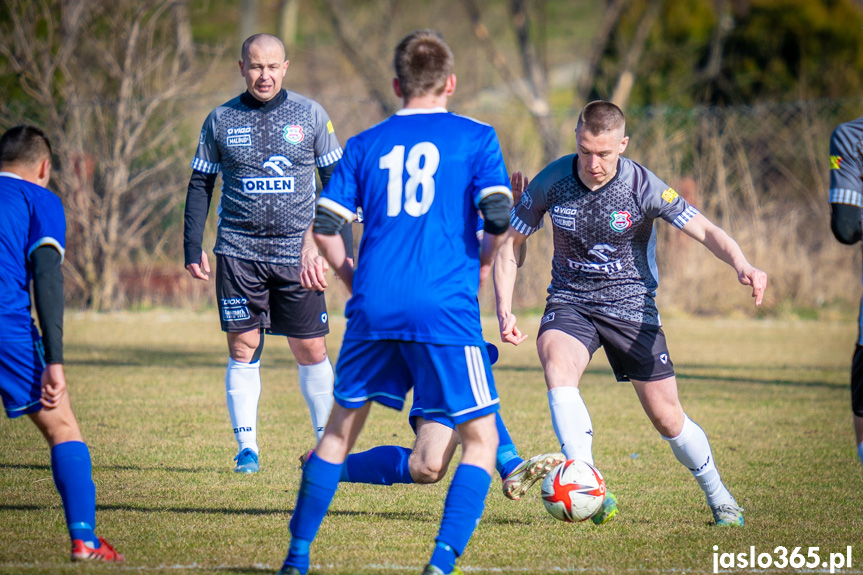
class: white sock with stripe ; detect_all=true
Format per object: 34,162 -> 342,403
226,357 -> 261,454
548,386 -> 594,465
298,358 -> 334,441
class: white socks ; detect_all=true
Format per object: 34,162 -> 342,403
298,358 -> 334,440
664,415 -> 734,507
548,386 -> 594,465
225,357 -> 262,454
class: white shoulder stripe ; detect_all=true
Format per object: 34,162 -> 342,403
191,157 -> 221,174
672,206 -> 699,229
317,197 -> 358,222
830,188 -> 863,207
316,147 -> 344,168
475,185 -> 513,206
510,213 -> 537,236
27,238 -> 65,264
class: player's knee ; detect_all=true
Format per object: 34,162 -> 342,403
409,455 -> 449,483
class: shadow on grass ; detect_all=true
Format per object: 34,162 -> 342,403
0,462 -> 212,473
0,504 -> 533,526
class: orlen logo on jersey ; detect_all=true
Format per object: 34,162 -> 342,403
609,210 -> 632,232
242,156 -> 295,193
567,244 -> 622,275
551,205 -> 577,231
284,125 -> 304,144
227,126 -> 252,147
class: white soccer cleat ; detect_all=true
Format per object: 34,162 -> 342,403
502,452 -> 566,500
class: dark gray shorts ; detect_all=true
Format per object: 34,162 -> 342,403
215,254 -> 329,338
537,302 -> 674,382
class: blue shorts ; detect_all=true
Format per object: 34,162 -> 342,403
407,342 -> 500,432
335,339 -> 500,426
0,334 -> 46,419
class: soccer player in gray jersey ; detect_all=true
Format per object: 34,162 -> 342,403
494,101 -> 767,526
828,115 -> 863,466
183,34 -> 346,474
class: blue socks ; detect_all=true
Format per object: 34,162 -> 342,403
495,412 -> 522,479
858,441 -> 863,465
285,452 -> 342,574
342,445 -> 413,484
428,464 -> 491,574
50,441 -> 98,545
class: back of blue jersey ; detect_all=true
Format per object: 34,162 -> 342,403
319,109 -> 510,345
0,174 -> 66,342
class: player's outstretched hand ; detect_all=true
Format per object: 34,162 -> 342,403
510,171 -> 529,206
738,265 -> 767,306
186,251 -> 211,281
301,253 -> 329,291
40,363 -> 67,408
499,312 -> 528,346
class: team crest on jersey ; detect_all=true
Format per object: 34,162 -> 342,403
609,210 -> 632,232
661,188 -> 678,203
284,125 -> 304,144
830,155 -> 842,170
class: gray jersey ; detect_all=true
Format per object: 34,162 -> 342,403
511,155 -> 698,324
191,90 -> 343,265
829,116 -> 863,207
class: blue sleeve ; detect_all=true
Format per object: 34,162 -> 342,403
27,190 -> 66,262
316,136 -> 360,222
470,127 -> 511,207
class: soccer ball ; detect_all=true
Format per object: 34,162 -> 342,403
541,459 -> 606,522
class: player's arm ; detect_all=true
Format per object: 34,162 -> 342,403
493,227 -> 529,345
312,203 -> 354,295
183,170 -> 217,281
31,245 -> 67,407
318,161 -> 354,262
831,203 -> 862,244
300,221 -> 329,292
510,171 -> 529,267
680,212 -> 767,306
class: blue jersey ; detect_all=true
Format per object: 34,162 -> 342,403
318,108 -> 511,345
0,173 -> 66,342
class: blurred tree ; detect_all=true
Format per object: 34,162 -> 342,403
0,0 -> 213,310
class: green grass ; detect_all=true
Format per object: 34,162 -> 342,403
1,311 -> 861,574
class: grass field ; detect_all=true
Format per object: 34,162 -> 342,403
1,310 -> 861,574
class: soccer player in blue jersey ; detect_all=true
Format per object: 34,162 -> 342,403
299,193 -> 562,501
828,115 -> 863,466
495,101 -> 768,527
184,34 -> 350,473
0,125 -> 123,562
278,30 -> 512,575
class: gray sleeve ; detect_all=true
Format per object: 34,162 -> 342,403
311,102 -> 343,169
190,110 -> 222,174
638,167 -> 699,229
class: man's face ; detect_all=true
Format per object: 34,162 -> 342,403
239,39 -> 289,102
575,127 -> 629,189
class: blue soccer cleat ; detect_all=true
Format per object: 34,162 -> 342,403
233,448 -> 259,473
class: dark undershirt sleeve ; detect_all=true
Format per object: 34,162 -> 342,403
313,205 -> 347,236
183,171 -> 217,266
479,193 -> 512,235
31,246 -> 64,364
831,203 -> 862,245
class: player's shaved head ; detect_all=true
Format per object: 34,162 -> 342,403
394,30 -> 453,100
0,125 -> 52,169
577,101 -> 626,137
241,33 -> 286,62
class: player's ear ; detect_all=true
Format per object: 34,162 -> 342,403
392,78 -> 403,99
619,136 -> 629,155
37,157 -> 51,186
238,59 -> 246,76
444,74 -> 456,97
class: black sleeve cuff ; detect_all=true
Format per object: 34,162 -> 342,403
831,203 -> 862,245
479,193 -> 513,235
314,204 -> 347,236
